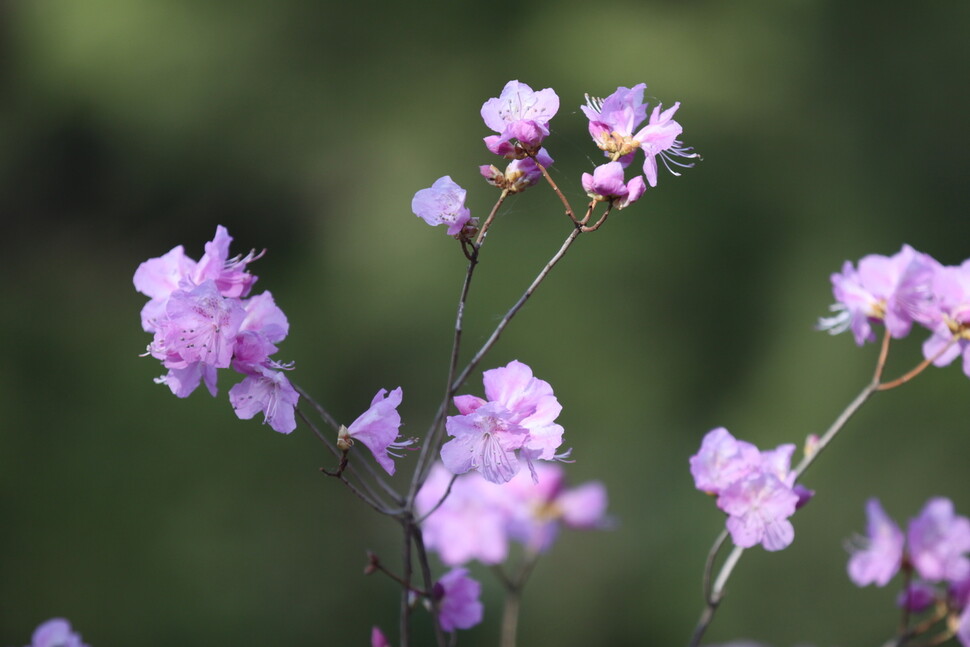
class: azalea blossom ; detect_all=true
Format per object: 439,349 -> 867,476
370,627 -> 391,647
847,498 -> 904,587
481,80 -> 559,157
908,497 -> 970,583
417,462 -> 609,565
582,84 -> 698,186
411,176 -> 474,236
26,618 -> 89,647
818,244 -> 938,345
581,162 -> 646,210
228,366 -> 299,434
689,427 -> 761,495
135,226 -> 298,431
919,260 -> 970,377
441,360 -> 565,484
338,387 -> 414,475
416,464 -> 512,565
435,568 -> 484,632
690,427 -> 803,551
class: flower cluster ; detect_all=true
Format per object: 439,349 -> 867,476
417,461 -> 609,566
690,427 -> 811,551
134,225 -> 298,433
582,82 -> 697,192
440,360 -> 566,484
820,245 -> 970,377
25,618 -> 88,647
847,498 -> 970,646
411,81 -> 697,241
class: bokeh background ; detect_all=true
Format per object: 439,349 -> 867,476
3,2 -> 970,645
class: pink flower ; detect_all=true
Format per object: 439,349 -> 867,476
689,427 -> 761,495
370,627 -> 391,647
920,260 -> 970,377
441,360 -> 564,484
718,471 -> 798,551
417,464 -> 512,566
416,462 -> 609,564
150,280 -> 246,372
634,102 -> 697,187
411,176 -> 474,236
690,427 -> 801,551
339,387 -> 414,475
583,84 -> 697,186
818,244 -> 938,345
435,568 -> 484,632
479,149 -> 553,194
481,80 -> 559,157
502,462 -> 609,553
581,83 -> 649,154
229,366 -> 299,434
581,162 -> 646,210
27,618 -> 89,647
847,499 -> 904,587
908,497 -> 970,583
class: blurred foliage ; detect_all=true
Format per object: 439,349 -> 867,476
2,1 -> 970,645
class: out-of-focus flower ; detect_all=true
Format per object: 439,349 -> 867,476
441,360 -> 564,484
908,497 -> 970,583
435,568 -> 484,632
411,176 -> 474,236
481,80 -> 559,157
847,498 -> 904,587
897,580 -> 937,613
417,462 -> 609,565
27,618 -> 89,647
370,626 -> 391,647
689,427 -> 761,495
920,260 -> 970,378
817,244 -> 938,345
338,387 -> 414,475
416,464 -> 511,565
690,427 -> 802,551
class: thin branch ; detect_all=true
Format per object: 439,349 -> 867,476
877,334 -> 959,392
296,408 -> 397,515
533,156 -> 578,225
413,528 -> 448,647
293,383 -> 340,432
294,385 -> 403,504
475,189 -> 510,245
408,245 -> 479,499
452,226 -> 584,394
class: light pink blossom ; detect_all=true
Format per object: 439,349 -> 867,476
435,568 -> 484,632
908,497 -> 970,583
481,80 -> 559,157
27,618 -> 89,647
441,360 -> 564,484
581,162 -> 646,210
847,498 -> 904,587
818,244 -> 938,345
411,176 -> 474,236
339,387 -> 414,475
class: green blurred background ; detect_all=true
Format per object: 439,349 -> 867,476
3,1 -> 970,645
